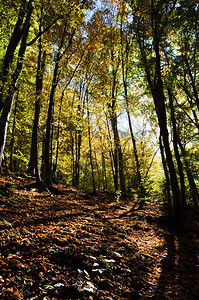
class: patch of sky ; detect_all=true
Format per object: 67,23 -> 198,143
84,0 -> 102,23
118,112 -> 151,135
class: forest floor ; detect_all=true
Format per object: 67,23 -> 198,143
0,173 -> 199,300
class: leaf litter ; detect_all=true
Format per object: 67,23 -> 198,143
0,173 -> 199,299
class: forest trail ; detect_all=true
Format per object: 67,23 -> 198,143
0,173 -> 199,299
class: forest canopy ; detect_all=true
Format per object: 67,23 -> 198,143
0,0 -> 198,226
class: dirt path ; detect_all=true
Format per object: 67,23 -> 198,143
0,174 -> 199,299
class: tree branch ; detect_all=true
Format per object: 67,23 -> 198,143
26,17 -> 60,47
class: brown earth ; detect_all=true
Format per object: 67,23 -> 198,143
0,173 -> 199,299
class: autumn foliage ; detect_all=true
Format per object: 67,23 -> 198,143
0,0 -> 199,297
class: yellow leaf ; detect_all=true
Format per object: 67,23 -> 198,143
24,277 -> 32,281
7,254 -> 14,259
4,288 -> 13,292
22,238 -> 31,244
13,290 -> 19,296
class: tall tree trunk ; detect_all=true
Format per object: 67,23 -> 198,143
72,108 -> 82,187
74,104 -> 83,187
146,7 -> 184,224
75,131 -> 80,186
118,132 -> 126,196
159,135 -> 172,219
76,131 -> 82,186
109,150 -> 115,191
42,59 -> 59,187
109,105 -> 126,195
168,88 -> 186,212
71,131 -> 75,186
98,130 -> 107,191
28,27 -> 46,185
0,0 -> 32,111
42,26 -> 75,189
9,91 -> 19,171
136,6 -> 184,224
126,101 -> 145,197
94,150 -> 101,190
106,114 -> 118,191
101,149 -> 107,191
70,91 -> 81,187
50,115 -> 55,176
87,100 -> 96,194
0,20 -> 31,167
52,88 -> 64,182
120,25 -> 144,197
153,56 -> 182,224
108,43 -> 126,195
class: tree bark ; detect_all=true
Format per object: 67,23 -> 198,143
150,6 -> 184,224
106,113 -> 118,191
0,0 -> 32,111
168,88 -> 186,213
101,149 -> 107,191
76,131 -> 82,186
87,98 -> 96,194
9,91 -> 19,171
28,31 -> 46,185
135,5 -> 184,224
52,88 -> 64,182
42,27 -> 75,189
0,19 -> 31,168
120,19 -> 144,197
126,98 -> 144,196
42,59 -> 59,187
74,104 -> 83,187
109,104 -> 126,195
94,150 -> 101,190
98,129 -> 108,191
159,135 -> 172,218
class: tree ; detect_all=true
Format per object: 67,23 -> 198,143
0,0 -> 197,218
9,91 -> 19,171
42,26 -> 76,188
0,9 -> 32,167
0,0 -> 60,169
119,2 -> 145,196
0,0 -> 33,111
41,0 -> 88,190
28,7 -> 46,186
106,25 -> 127,195
129,0 -> 187,224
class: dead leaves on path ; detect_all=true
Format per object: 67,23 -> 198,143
0,174 -> 199,299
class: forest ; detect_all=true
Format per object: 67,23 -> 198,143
0,0 -> 198,299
